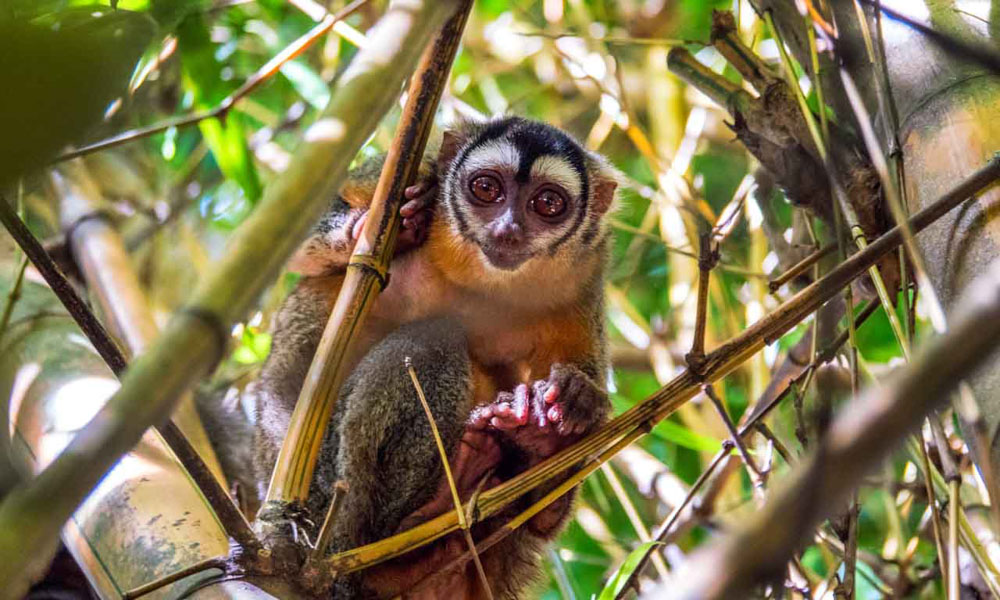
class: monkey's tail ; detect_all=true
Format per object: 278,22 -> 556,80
194,384 -> 260,513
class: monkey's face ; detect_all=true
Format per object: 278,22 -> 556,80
441,118 -> 615,273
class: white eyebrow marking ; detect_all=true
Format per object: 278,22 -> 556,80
530,155 -> 582,198
462,140 -> 520,174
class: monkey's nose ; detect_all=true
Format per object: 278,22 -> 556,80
490,221 -> 524,246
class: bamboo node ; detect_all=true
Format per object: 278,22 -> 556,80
348,253 -> 390,290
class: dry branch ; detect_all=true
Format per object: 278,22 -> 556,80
324,157 -> 1000,575
0,0 -> 453,587
654,256 -> 1000,600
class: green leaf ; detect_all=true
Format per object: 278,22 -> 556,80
597,541 -> 663,600
0,8 -> 155,185
176,12 -> 262,203
649,419 -> 724,453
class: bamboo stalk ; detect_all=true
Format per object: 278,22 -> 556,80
0,0 -> 453,587
4,161 -> 260,553
264,0 -> 471,506
659,255 -> 1000,600
325,155 -> 1000,575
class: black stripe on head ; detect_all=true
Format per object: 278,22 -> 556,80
504,120 -> 590,254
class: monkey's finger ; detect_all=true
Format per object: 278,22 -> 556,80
531,394 -> 549,429
512,384 -> 530,424
547,404 -> 562,424
351,211 -> 369,240
403,181 -> 438,201
542,383 -> 560,405
467,406 -> 495,429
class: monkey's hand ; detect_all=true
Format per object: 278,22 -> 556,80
468,364 -> 609,460
467,364 -> 608,538
351,178 -> 438,254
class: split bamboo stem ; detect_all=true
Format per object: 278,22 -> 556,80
0,0 -> 452,585
46,160 -> 261,553
264,0 -> 471,506
325,156 -> 1000,576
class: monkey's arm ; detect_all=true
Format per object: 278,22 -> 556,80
288,156 -> 438,277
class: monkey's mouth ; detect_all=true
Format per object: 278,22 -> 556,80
480,245 -> 530,271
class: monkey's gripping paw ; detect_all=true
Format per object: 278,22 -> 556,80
467,364 -> 609,458
348,179 -> 437,253
531,363 -> 610,437
398,179 -> 437,250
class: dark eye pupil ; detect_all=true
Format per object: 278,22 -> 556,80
470,176 -> 501,203
534,191 -> 566,217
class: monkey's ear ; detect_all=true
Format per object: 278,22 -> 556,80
592,178 -> 617,215
438,130 -> 466,172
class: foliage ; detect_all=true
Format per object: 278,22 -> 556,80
2,0 -> 997,598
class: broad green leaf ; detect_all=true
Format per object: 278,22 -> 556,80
597,541 -> 663,600
0,8 -> 155,185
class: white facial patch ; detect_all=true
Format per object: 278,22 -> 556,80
530,155 -> 582,198
461,140 -> 521,175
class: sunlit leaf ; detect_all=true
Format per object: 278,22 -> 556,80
176,11 -> 262,204
597,541 -> 663,600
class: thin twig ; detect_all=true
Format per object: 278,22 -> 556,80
768,243 -> 836,292
122,556 -> 227,600
685,232 -> 717,374
55,0 -> 371,162
916,432 -> 948,584
0,255 -> 28,343
405,358 -> 492,600
948,479 -> 961,600
313,481 -> 349,558
703,385 -> 762,482
0,195 -> 127,373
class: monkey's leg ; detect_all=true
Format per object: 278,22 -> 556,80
328,317 -> 482,551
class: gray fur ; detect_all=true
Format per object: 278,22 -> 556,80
328,317 -> 473,547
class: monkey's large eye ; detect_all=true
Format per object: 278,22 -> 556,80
469,174 -> 503,204
529,189 -> 568,219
